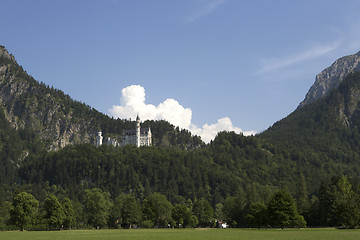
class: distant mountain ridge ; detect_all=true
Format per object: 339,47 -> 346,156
298,51 -> 360,108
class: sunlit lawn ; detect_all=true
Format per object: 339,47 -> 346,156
1,228 -> 360,240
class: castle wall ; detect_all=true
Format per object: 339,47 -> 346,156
96,116 -> 151,147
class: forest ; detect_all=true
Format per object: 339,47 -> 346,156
2,46 -> 360,229
1,126 -> 360,229
1,173 -> 359,230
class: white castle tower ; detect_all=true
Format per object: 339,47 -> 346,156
94,115 -> 152,147
96,131 -> 103,147
136,115 -> 141,147
121,115 -> 152,147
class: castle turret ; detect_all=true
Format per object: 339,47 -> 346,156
96,131 -> 103,147
118,115 -> 152,147
147,128 -> 152,146
136,115 -> 141,147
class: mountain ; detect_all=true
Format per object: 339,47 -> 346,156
260,71 -> 360,172
0,46 -> 203,151
0,103 -> 44,185
3,47 -> 360,229
18,71 -> 360,203
0,45 -> 99,150
298,51 -> 360,108
18,68 -> 360,210
268,50 -> 360,152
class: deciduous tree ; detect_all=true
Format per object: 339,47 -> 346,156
84,188 -> 112,229
172,203 -> 192,227
61,197 -> 75,229
246,201 -> 267,228
267,191 -> 298,228
193,198 -> 214,227
112,194 -> 141,228
142,193 -> 172,227
43,194 -> 65,229
10,192 -> 39,230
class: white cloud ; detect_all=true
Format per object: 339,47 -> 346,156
109,85 -> 191,129
257,13 -> 360,76
257,40 -> 341,74
109,85 -> 255,143
190,117 -> 255,143
186,0 -> 227,23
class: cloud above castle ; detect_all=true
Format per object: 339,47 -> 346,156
109,85 -> 255,143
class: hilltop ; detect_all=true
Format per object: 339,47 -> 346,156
0,46 -> 203,151
298,51 -> 360,108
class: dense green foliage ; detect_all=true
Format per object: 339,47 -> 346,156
110,194 -> 142,228
1,188 -> 301,230
0,106 -> 43,185
17,133 -> 294,204
266,191 -> 305,228
1,179 -> 359,230
9,192 -> 39,230
260,72 -> 360,183
3,46 -> 360,229
84,188 -> 112,229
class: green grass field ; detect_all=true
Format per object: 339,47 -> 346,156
1,228 -> 360,240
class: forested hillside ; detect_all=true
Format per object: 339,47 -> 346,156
2,47 -> 360,229
260,72 -> 360,181
18,133 -> 277,203
0,45 -> 203,151
3,130 -> 360,229
0,105 -> 43,185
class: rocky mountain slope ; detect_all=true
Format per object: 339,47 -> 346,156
0,46 -> 97,150
0,46 -> 203,150
258,71 -> 360,192
298,51 -> 360,108
261,70 -> 360,152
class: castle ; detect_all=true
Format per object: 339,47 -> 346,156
95,115 -> 152,147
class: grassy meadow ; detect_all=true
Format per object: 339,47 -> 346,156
1,228 -> 360,240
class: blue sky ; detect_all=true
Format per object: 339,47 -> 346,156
1,0 -> 360,142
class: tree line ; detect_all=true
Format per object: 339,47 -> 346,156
0,187 -> 305,231
2,126 -> 360,230
2,174 -> 360,230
